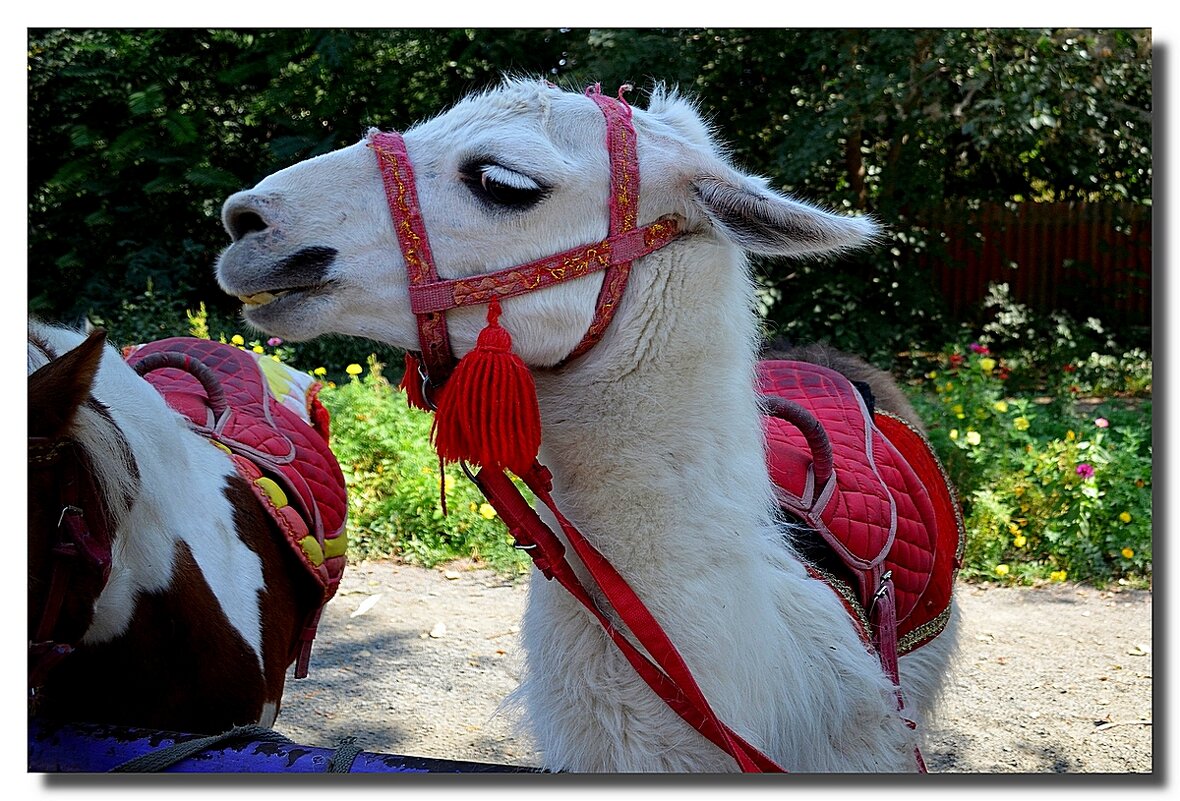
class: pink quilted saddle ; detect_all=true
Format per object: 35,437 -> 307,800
124,338 -> 348,677
758,360 -> 963,657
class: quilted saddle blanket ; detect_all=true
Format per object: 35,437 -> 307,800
758,360 -> 963,657
125,337 -> 347,677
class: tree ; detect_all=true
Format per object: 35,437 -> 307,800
28,28 -> 1151,363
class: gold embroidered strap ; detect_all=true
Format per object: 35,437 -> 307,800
407,219 -> 679,314
370,130 -> 455,384
561,84 -> 643,364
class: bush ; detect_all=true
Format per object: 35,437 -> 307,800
317,357 -> 531,575
909,342 -> 1152,587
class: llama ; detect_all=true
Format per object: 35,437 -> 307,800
215,79 -> 959,772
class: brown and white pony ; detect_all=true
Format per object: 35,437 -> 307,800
28,320 -> 325,733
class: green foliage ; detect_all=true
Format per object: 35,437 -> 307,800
971,282 -> 1153,397
909,343 -> 1152,587
316,357 -> 531,574
29,28 -> 1152,366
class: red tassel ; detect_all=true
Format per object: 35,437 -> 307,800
308,386 -> 332,443
431,297 -> 541,475
399,352 -> 433,411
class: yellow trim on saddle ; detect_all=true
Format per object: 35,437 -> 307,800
299,535 -> 324,566
297,531 -> 348,567
254,476 -> 289,509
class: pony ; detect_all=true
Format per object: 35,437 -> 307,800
28,320 -> 341,734
214,79 -> 959,772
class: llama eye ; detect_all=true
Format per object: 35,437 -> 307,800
463,163 -> 548,209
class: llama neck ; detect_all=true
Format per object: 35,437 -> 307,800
532,238 -> 778,567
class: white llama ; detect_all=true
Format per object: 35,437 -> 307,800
215,79 -> 958,772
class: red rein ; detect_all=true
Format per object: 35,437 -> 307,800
369,84 -> 786,772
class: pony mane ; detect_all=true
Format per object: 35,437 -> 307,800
29,320 -> 140,524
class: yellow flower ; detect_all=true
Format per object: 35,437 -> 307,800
1121,547 -> 1135,559
231,334 -> 245,346
1066,430 -> 1075,441
1014,417 -> 1030,431
1008,522 -> 1021,535
993,400 -> 1009,413
479,503 -> 497,520
979,357 -> 996,373
1050,570 -> 1067,582
965,430 -> 981,446
346,363 -> 363,376
949,429 -> 959,441
994,564 -> 1010,576
1013,486 -> 1025,497
944,381 -> 954,392
1119,512 -> 1132,524
952,404 -> 964,415
1013,534 -> 1027,548
252,345 -> 265,354
314,366 -> 327,376
444,475 -> 456,493
926,371 -> 938,380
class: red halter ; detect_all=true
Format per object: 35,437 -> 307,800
369,85 -> 786,773
368,84 -> 681,396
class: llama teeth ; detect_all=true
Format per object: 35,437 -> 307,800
240,291 -> 277,306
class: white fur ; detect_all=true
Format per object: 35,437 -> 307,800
215,79 -> 958,771
29,322 -> 267,666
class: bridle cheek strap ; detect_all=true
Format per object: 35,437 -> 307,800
368,84 -> 680,394
370,130 -> 455,387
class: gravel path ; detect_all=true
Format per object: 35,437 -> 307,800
273,559 -> 1153,774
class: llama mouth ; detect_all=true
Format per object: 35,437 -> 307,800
239,287 -> 319,307
231,246 -> 339,308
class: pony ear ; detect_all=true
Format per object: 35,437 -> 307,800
691,172 -> 880,258
29,328 -> 108,440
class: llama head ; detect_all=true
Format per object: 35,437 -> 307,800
216,79 -> 878,366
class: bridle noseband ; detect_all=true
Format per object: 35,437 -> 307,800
368,84 -> 682,402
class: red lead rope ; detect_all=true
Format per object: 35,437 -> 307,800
474,462 -> 786,773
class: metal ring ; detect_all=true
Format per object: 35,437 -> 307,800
57,505 -> 83,529
418,362 -> 438,411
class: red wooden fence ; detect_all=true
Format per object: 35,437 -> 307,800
916,202 -> 1152,327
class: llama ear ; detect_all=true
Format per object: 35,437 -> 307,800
691,173 -> 880,258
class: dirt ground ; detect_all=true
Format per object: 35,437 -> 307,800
272,559 -> 1154,775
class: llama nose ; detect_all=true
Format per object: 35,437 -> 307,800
222,191 -> 275,242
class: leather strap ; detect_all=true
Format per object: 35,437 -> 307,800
407,221 -> 679,316
370,130 -> 456,387
475,463 -> 784,772
369,84 -> 681,396
28,437 -> 114,698
559,85 -> 642,365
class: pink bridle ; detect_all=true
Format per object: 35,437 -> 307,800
368,85 -> 787,773
367,84 -> 681,396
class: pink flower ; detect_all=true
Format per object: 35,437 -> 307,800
267,337 -> 283,346
1094,417 -> 1109,428
969,342 -> 989,354
1075,463 -> 1095,479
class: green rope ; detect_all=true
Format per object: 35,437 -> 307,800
109,724 -> 294,773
